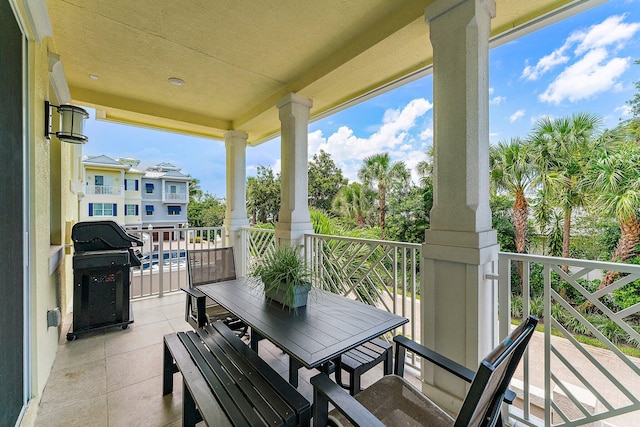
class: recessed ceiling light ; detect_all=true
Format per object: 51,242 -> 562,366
168,77 -> 185,86
89,75 -> 98,80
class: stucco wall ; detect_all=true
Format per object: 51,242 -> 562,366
28,35 -> 60,398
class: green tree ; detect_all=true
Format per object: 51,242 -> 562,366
188,176 -> 202,200
624,59 -> 640,140
386,184 -> 431,244
332,183 -> 376,228
490,138 -> 535,255
358,153 -> 410,239
188,192 -> 226,227
308,150 -> 347,212
246,165 -> 280,224
587,135 -> 640,289
529,113 -> 603,259
490,194 -> 516,253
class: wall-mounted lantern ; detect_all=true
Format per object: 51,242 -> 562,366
45,101 -> 89,144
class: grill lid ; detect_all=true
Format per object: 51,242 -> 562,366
72,220 -> 143,252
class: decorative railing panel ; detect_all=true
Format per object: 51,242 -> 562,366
242,227 -> 276,275
497,253 -> 640,427
305,233 -> 420,347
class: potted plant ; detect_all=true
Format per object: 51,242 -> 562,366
251,244 -> 312,310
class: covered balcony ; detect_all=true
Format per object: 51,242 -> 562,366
3,0 -> 639,426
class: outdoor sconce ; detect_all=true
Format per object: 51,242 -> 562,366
45,101 -> 90,144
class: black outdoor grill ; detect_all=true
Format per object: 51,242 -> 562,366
67,220 -> 143,341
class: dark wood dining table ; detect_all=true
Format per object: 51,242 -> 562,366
198,277 -> 408,387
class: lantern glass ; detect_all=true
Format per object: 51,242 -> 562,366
56,105 -> 89,144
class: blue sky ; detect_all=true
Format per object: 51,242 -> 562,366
84,0 -> 640,198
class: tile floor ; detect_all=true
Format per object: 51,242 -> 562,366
34,292 -> 415,426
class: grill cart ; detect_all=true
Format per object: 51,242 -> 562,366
67,221 -> 142,341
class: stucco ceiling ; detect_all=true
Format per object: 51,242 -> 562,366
45,0 -> 601,145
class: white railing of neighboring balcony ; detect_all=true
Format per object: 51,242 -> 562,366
84,185 -> 121,196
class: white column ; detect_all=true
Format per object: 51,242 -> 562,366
223,130 -> 250,275
421,0 -> 499,413
274,93 -> 314,247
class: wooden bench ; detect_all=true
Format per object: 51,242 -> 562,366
163,321 -> 311,427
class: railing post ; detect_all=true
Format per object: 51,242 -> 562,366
158,232 -> 164,297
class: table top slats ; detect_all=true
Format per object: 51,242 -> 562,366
199,278 -> 408,369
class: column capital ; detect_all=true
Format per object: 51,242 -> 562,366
425,0 -> 495,22
277,92 -> 313,110
223,130 -> 248,141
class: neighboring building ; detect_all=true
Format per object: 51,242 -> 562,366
80,155 -> 132,225
80,157 -> 190,234
120,157 -> 144,228
141,162 -> 191,239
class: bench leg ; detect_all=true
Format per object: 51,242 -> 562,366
182,380 -> 198,427
163,340 -> 174,395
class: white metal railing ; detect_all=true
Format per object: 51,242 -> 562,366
131,225 -> 640,425
164,192 -> 187,202
84,184 -> 121,196
304,233 -> 420,352
126,226 -> 224,299
241,227 -> 276,275
497,253 -> 640,427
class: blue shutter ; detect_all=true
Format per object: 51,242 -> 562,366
135,180 -> 139,191
89,203 -> 93,216
124,180 -> 128,190
113,204 -> 117,216
135,205 -> 139,216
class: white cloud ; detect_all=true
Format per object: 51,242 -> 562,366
419,127 -> 433,140
308,98 -> 433,181
615,104 -> 632,117
522,46 -> 570,81
272,158 -> 281,175
570,15 -> 640,55
490,96 -> 506,105
510,109 -> 525,123
529,14 -> 640,104
539,48 -> 630,104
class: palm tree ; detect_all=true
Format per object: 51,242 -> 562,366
529,113 -> 603,259
332,183 -> 375,228
358,153 -> 409,239
490,138 -> 535,256
587,133 -> 640,289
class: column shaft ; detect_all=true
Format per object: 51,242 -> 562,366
421,0 -> 499,413
275,93 -> 314,246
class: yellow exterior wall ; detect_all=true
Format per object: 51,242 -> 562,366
17,14 -> 83,423
27,35 -> 59,399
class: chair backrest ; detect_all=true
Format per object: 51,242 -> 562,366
455,316 -> 538,427
187,247 -> 236,288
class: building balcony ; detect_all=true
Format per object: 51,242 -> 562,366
84,185 -> 122,196
162,192 -> 187,203
36,227 -> 640,426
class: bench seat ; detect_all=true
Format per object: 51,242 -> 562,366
163,321 -> 311,427
336,338 -> 392,395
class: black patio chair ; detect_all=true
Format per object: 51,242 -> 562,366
181,247 -> 247,336
311,315 -> 539,427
